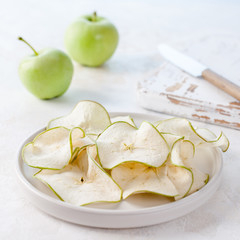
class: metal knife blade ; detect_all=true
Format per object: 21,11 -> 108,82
158,44 -> 206,77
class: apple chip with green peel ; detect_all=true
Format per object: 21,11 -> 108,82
111,115 -> 136,127
211,132 -> 229,152
34,148 -> 122,206
111,162 -> 178,199
69,128 -> 95,165
71,127 -> 94,154
96,121 -> 169,169
166,165 -> 193,200
169,139 -> 209,199
196,128 -> 229,152
23,127 -> 72,170
195,128 -> 217,140
156,118 -> 205,145
171,140 -> 195,167
22,127 -> 93,170
156,118 -> 230,152
174,140 -> 210,197
47,100 -> 111,135
187,168 -> 209,195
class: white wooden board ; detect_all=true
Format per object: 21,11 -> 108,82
137,35 -> 240,130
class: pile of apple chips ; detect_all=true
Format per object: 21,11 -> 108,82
22,100 -> 229,206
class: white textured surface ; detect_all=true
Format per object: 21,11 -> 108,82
1,0 -> 240,239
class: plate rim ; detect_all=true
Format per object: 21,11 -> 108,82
16,112 -> 223,220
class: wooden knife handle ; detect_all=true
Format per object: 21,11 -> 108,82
202,69 -> 240,101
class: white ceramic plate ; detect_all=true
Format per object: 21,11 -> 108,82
16,112 -> 223,228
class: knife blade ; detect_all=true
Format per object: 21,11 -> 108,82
158,44 -> 240,101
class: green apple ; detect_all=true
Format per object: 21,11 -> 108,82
64,12 -> 119,67
18,37 -> 73,99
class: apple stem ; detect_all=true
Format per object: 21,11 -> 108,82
92,11 -> 97,22
18,37 -> 39,56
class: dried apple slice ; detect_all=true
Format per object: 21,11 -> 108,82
22,127 -> 72,170
22,127 -> 93,170
111,115 -> 136,127
171,139 -> 195,166
196,128 -> 229,152
166,165 -> 193,200
169,139 -> 209,199
188,168 -> 209,195
156,118 -> 205,145
71,127 -> 94,158
34,148 -> 122,206
96,121 -> 169,169
47,100 -> 111,134
157,118 -> 229,152
195,128 -> 217,140
209,132 -> 229,152
168,139 -> 194,199
111,162 -> 178,199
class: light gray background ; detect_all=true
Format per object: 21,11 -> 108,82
1,0 -> 239,239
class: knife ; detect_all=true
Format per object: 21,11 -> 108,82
158,44 -> 240,101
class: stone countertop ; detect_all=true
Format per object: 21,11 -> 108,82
1,0 -> 240,239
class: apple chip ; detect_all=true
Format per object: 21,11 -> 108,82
71,127 -> 94,156
22,127 -> 93,170
47,100 -> 111,134
23,127 -> 72,170
34,148 -> 122,206
171,139 -> 195,166
195,128 -> 217,140
196,128 -> 229,152
169,139 -> 209,199
188,168 -> 209,195
156,118 -> 205,145
210,132 -> 229,152
96,121 -> 169,169
111,115 -> 136,127
157,118 -> 229,152
166,165 -> 193,200
111,162 -> 178,199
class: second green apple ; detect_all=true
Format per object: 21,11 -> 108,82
65,12 -> 119,67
